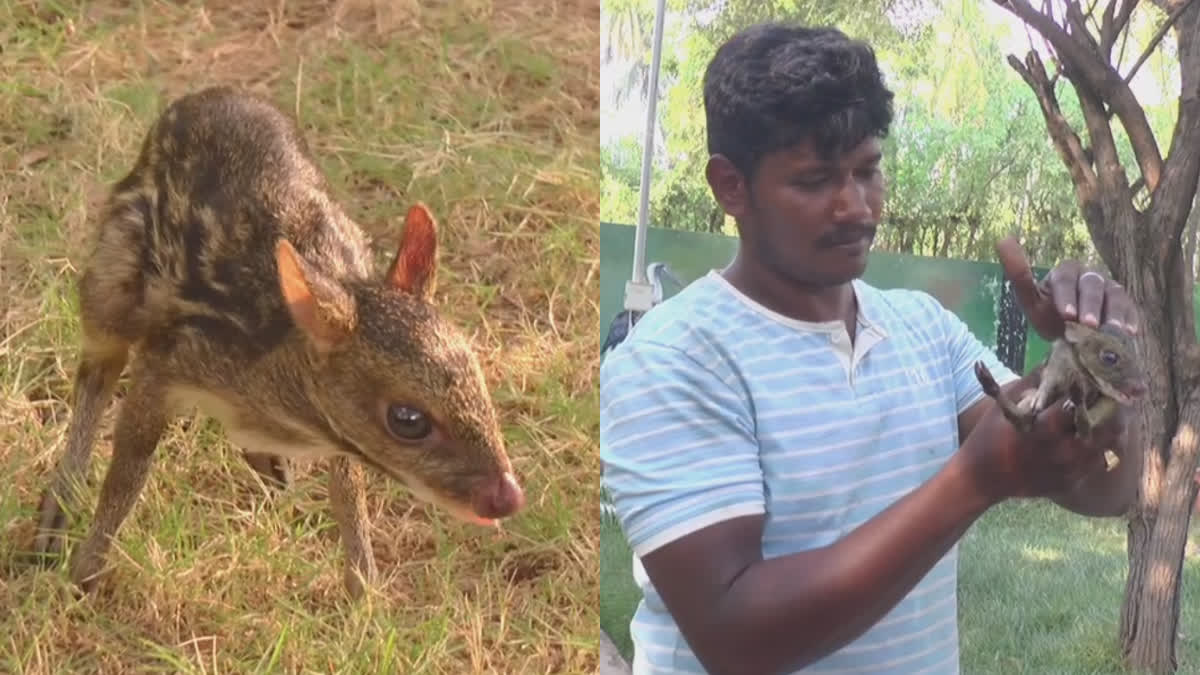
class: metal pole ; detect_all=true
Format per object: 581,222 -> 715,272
630,0 -> 667,291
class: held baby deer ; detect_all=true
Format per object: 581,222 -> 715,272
28,86 -> 525,597
974,319 -> 1147,471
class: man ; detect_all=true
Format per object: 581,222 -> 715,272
598,22 -> 1141,675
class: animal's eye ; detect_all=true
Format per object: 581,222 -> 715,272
1100,350 -> 1119,366
385,404 -> 432,441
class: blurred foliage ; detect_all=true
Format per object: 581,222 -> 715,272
601,0 -> 1182,268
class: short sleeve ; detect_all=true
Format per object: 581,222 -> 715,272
600,339 -> 764,558
935,299 -> 1020,415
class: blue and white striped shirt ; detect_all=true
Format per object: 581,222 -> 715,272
600,270 -> 1017,674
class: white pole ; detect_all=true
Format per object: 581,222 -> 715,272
624,0 -> 668,312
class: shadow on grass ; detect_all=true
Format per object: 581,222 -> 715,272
959,500 -> 1200,674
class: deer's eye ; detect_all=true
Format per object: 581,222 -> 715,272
385,404 -> 432,441
1100,350 -> 1119,366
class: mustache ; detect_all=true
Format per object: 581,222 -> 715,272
815,224 -> 878,248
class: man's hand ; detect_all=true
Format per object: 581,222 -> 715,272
988,237 -> 1142,515
955,376 -> 1124,504
994,236 -> 1139,340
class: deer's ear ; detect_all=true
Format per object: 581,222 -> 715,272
276,239 -> 357,353
385,203 -> 438,301
1062,321 -> 1085,344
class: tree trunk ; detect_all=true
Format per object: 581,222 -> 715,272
1184,189 -> 1198,287
991,1 -> 1200,669
1118,240 -> 1200,674
1119,349 -> 1200,673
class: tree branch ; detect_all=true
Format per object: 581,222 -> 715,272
1101,0 -> 1138,56
1005,52 -> 1100,212
1084,0 -> 1107,37
994,0 -> 1164,192
1066,0 -> 1102,53
1074,0 -> 1200,270
1124,0 -> 1200,85
1099,0 -> 1117,55
1148,4 -> 1200,254
1073,68 -> 1129,265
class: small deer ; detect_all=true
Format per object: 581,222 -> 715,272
27,86 -> 525,597
974,319 -> 1147,471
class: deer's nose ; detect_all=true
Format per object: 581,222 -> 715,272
472,472 -> 525,520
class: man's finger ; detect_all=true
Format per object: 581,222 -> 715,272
1076,268 -> 1106,327
1048,260 -> 1082,322
1125,302 -> 1140,334
995,237 -> 1065,339
995,237 -> 1044,312
1101,279 -> 1139,334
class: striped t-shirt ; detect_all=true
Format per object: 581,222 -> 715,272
600,270 -> 1018,674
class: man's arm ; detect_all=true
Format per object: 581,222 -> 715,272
637,453 -> 993,675
600,338 -> 996,675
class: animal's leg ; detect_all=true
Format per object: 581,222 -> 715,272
33,186 -> 154,567
241,451 -> 292,491
1013,389 -> 1038,415
1068,396 -> 1122,471
69,368 -> 169,594
1021,375 -> 1066,426
30,336 -> 129,564
1069,392 -> 1094,441
329,455 -> 377,598
974,361 -> 1035,432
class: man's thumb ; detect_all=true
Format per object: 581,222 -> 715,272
995,237 -> 1044,315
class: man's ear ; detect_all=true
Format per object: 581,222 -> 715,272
705,154 -> 749,222
276,239 -> 358,353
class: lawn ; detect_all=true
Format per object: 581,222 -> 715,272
600,500 -> 1200,673
0,1 -> 599,673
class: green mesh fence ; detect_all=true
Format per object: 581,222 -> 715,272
600,222 -> 1054,371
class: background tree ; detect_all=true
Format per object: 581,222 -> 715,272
599,0 -> 1113,268
992,0 -> 1200,671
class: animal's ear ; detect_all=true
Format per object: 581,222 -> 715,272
276,239 -> 357,353
1062,321 -> 1085,344
385,203 -> 438,302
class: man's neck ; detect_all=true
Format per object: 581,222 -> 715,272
721,253 -> 859,337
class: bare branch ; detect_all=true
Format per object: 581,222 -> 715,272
994,0 -> 1164,192
1066,0 -> 1101,52
1100,0 -> 1117,53
1084,0 -> 1107,36
1105,0 -> 1138,56
1005,52 -> 1098,194
1148,4 -> 1200,260
1073,68 -> 1130,263
1124,0 -> 1200,85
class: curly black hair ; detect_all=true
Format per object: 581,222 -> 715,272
703,22 -> 895,181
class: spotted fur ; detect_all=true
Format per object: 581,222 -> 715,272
27,86 -> 525,598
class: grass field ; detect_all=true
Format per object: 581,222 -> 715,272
0,1 -> 599,673
600,500 -> 1200,673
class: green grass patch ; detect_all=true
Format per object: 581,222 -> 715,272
599,500 -> 1200,672
0,0 -> 598,673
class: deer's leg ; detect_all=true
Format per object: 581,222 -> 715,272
328,455 -> 376,599
241,451 -> 292,491
30,336 -> 128,564
69,368 -> 169,594
974,361 -> 1036,432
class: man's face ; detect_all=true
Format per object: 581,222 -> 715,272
708,136 -> 886,289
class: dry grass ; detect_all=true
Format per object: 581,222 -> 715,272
0,0 -> 599,673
